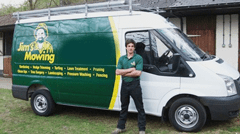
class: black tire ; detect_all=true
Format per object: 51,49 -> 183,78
168,97 -> 206,132
30,90 -> 56,116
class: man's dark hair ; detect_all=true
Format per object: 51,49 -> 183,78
125,39 -> 136,47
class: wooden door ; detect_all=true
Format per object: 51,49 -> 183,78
187,15 -> 216,55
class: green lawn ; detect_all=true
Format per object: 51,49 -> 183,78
0,88 -> 240,134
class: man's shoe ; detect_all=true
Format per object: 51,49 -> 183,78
111,128 -> 126,134
139,131 -> 145,134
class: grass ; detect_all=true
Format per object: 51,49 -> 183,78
1,88 -> 240,134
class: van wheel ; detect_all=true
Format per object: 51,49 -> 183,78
30,90 -> 56,116
168,97 -> 206,132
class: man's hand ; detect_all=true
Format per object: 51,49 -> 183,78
116,68 -> 135,76
123,70 -> 142,77
116,68 -> 141,77
129,68 -> 136,72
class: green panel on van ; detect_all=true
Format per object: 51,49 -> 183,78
12,17 -> 117,108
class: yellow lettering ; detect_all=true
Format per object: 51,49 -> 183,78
36,71 -> 44,75
30,70 -> 36,74
79,73 -> 91,78
40,66 -> 51,70
33,66 -> 40,70
30,44 -> 34,51
67,72 -> 79,76
17,69 -> 23,73
75,67 -> 88,71
19,65 -> 30,69
23,52 -> 55,64
96,73 -> 108,78
93,67 -> 105,72
17,42 -> 29,51
48,71 -> 63,76
54,66 -> 63,71
31,54 -> 37,60
67,67 -> 74,71
49,54 -> 55,64
24,52 -> 32,60
17,69 -> 28,74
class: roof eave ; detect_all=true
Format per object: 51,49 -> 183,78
164,2 -> 240,11
159,2 -> 240,17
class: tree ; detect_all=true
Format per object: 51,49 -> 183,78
28,0 -> 37,10
0,0 -> 106,16
60,0 -> 71,6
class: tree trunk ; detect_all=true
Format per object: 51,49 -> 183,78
60,0 -> 72,6
28,0 -> 33,10
28,0 -> 38,10
60,0 -> 63,6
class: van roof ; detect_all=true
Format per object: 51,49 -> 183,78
15,11 -> 176,30
15,11 -> 147,23
13,0 -> 141,24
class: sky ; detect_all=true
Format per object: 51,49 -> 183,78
0,0 -> 26,8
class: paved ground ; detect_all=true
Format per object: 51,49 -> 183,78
0,77 -> 12,89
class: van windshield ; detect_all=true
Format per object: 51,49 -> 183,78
156,28 -> 210,61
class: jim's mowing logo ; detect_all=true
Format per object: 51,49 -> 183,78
17,23 -> 55,64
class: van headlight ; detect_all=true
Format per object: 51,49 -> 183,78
218,74 -> 237,96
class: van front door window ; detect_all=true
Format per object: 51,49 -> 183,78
150,31 -> 173,72
126,31 -> 152,65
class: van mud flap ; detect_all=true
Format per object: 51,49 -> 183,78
12,85 -> 29,101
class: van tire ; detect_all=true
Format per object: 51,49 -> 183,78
168,97 -> 206,132
30,90 -> 56,116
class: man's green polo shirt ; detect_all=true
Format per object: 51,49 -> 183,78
117,54 -> 143,82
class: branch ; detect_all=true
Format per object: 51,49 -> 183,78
28,0 -> 33,10
52,0 -> 58,6
33,0 -> 38,9
49,0 -> 53,7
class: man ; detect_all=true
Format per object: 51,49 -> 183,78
30,23 -> 53,54
112,39 -> 146,134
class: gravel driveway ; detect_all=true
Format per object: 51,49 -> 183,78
0,77 -> 12,89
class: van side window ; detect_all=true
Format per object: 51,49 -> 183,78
126,31 -> 153,65
126,30 -> 187,76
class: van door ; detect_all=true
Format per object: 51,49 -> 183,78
124,30 -> 181,115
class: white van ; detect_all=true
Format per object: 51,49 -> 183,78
12,1 -> 240,132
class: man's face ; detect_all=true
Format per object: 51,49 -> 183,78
36,29 -> 46,43
126,43 -> 135,54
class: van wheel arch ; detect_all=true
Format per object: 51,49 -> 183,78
162,94 -> 210,122
28,84 -> 49,98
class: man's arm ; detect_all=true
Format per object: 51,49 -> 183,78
123,70 -> 142,77
124,55 -> 143,77
116,68 -> 135,76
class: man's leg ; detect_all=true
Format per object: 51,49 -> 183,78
117,82 -> 130,129
130,80 -> 146,131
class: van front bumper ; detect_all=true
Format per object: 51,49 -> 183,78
200,94 -> 240,120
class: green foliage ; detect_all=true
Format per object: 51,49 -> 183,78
0,2 -> 29,16
0,0 -> 105,16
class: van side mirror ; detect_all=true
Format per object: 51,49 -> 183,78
170,53 -> 181,72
